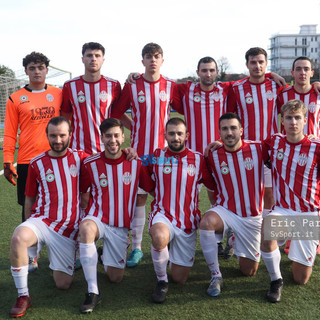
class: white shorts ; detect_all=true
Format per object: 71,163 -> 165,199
138,187 -> 148,195
18,218 -> 76,275
209,205 -> 262,262
264,165 -> 272,188
150,213 -> 197,267
268,206 -> 318,267
82,216 -> 129,269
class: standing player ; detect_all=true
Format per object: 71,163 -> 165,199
111,43 -> 175,268
61,42 -> 127,155
3,52 -> 62,222
227,47 -> 285,212
78,118 -> 154,313
9,117 -> 87,318
277,56 -> 320,137
147,118 -> 215,303
201,113 -> 266,297
261,100 -> 320,303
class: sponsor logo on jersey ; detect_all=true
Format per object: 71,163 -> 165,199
159,90 -> 167,102
187,164 -> 196,176
308,102 -> 317,113
193,94 -> 201,103
163,166 -> 172,174
20,95 -> 28,102
99,173 -> 108,187
244,157 -> 254,170
138,91 -> 146,103
122,172 -> 132,185
297,153 -> 308,166
276,149 -> 284,160
220,161 -> 229,174
99,90 -> 108,103
266,90 -> 274,101
69,164 -> 77,177
245,93 -> 253,104
46,94 -> 54,102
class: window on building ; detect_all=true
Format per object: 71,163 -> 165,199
295,38 -> 297,45
311,37 -> 313,41
302,38 -> 307,45
311,48 -> 313,53
316,48 -> 318,53
302,48 -> 307,55
316,37 -> 318,41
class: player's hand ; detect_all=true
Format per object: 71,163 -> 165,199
308,134 -> 316,140
124,147 -> 138,161
270,72 -> 286,87
204,141 -> 222,157
3,162 -> 18,186
312,81 -> 320,95
126,73 -> 140,84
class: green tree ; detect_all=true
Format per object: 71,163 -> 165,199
0,65 -> 15,78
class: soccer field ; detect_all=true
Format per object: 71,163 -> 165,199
0,127 -> 319,319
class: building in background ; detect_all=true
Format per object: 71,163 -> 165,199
269,25 -> 320,80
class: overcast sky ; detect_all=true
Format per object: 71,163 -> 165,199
1,0 -> 320,85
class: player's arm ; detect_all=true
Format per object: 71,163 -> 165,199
3,96 -> 20,185
60,83 -> 73,120
111,83 -> 132,119
312,82 -> 320,94
24,196 -> 36,220
268,72 -> 286,87
126,72 -> 140,84
171,83 -> 185,114
139,163 -> 155,195
204,140 -> 223,157
123,148 -> 138,161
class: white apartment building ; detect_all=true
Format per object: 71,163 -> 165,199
269,25 -> 320,77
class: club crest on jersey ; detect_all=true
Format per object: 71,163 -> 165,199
138,91 -> 146,103
193,94 -> 201,103
220,161 -> 229,175
244,157 -> 254,170
99,173 -> 108,187
163,166 -> 172,174
298,153 -> 308,166
46,169 -> 55,182
159,90 -> 167,102
99,90 -> 108,102
20,95 -> 28,102
276,149 -> 284,160
69,164 -> 77,177
122,172 -> 132,185
245,93 -> 253,104
46,94 -> 54,102
187,164 -> 196,176
78,91 -> 86,103
212,92 -> 220,102
266,90 -> 275,101
308,102 -> 317,113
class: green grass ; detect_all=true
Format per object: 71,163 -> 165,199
1,118 -> 320,319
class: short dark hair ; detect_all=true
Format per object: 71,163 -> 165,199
197,56 -> 217,71
245,47 -> 267,63
142,43 -> 163,58
165,117 -> 186,130
100,118 -> 124,135
82,42 -> 105,56
219,113 -> 242,128
46,116 -> 71,134
23,52 -> 49,68
280,100 -> 307,117
292,56 -> 313,71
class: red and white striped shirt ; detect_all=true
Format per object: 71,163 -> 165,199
277,86 -> 320,137
148,147 -> 215,233
267,134 -> 320,212
25,149 -> 88,240
173,81 -> 232,153
111,75 -> 175,157
206,141 -> 266,217
61,76 -> 121,155
80,151 -> 154,228
228,78 -> 284,140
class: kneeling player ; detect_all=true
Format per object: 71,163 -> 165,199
201,113 -> 266,297
78,118 -> 154,313
147,118 -> 215,303
261,100 -> 320,303
9,117 -> 87,318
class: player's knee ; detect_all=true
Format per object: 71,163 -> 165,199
240,267 -> 257,277
55,278 -> 72,290
150,232 -> 168,249
79,221 -> 97,242
108,272 -> 123,283
11,231 -> 28,250
172,274 -> 188,284
199,212 -> 217,230
293,273 -> 309,285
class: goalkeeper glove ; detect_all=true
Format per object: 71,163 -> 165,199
4,163 -> 18,186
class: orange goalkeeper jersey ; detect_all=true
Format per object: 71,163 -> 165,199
3,85 -> 62,164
